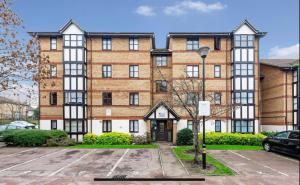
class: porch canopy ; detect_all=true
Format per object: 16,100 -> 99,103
144,101 -> 180,121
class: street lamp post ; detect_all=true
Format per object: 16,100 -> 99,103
197,46 -> 210,169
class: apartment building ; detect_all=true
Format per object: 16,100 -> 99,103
260,59 -> 299,131
31,19 -> 266,143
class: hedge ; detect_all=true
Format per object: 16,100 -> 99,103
198,132 -> 266,146
176,128 -> 193,145
83,132 -> 132,145
1,129 -> 69,147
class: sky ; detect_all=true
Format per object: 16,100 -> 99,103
11,0 -> 299,59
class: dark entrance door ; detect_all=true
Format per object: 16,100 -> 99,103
157,120 -> 167,141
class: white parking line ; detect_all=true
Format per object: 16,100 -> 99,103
0,149 -> 67,173
106,149 -> 129,177
4,148 -> 37,157
229,150 -> 251,161
263,165 -> 289,177
49,149 -> 94,177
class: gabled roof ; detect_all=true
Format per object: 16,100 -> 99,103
233,19 -> 258,34
260,59 -> 299,69
144,101 -> 180,120
59,19 -> 85,34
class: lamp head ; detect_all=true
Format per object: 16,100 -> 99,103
198,46 -> 210,59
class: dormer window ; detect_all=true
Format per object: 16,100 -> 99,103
64,34 -> 83,47
234,35 -> 254,47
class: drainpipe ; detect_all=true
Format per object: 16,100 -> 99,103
285,71 -> 288,131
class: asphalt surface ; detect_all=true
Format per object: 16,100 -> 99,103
0,147 -> 298,185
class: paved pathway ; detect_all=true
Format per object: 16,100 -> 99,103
157,142 -> 189,177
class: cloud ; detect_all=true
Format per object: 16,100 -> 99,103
135,5 -> 156,16
268,43 -> 299,59
164,1 -> 226,16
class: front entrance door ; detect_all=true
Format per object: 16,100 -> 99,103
157,120 -> 167,141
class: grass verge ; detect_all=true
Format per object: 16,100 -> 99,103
207,144 -> 262,150
68,144 -> 158,149
173,146 -> 236,176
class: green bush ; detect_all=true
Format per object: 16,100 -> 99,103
83,133 -> 98,144
198,132 -> 266,146
2,129 -> 68,147
46,137 -> 76,147
131,134 -> 151,144
261,131 -> 277,137
177,128 -> 193,145
97,132 -> 132,145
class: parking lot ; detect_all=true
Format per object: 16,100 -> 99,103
0,147 -> 299,184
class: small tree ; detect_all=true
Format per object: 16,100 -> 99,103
155,67 -> 234,164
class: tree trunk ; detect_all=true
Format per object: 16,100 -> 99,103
193,120 -> 200,164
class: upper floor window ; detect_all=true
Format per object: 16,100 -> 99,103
102,37 -> 111,50
50,65 -> 57,77
64,92 -> 83,104
102,65 -> 112,78
156,80 -> 167,92
186,92 -> 196,105
234,35 -> 254,47
235,64 -> 254,76
214,37 -> 221,50
103,120 -> 112,132
129,37 -> 139,50
103,92 -> 112,105
129,120 -> 139,133
50,92 -> 57,105
234,92 -> 253,104
156,56 -> 168,67
50,37 -> 57,50
51,120 -> 57,130
186,37 -> 199,50
64,64 -> 83,75
64,34 -> 83,47
186,65 -> 199,78
214,65 -> 221,78
214,92 -> 221,105
129,93 -> 139,105
293,70 -> 298,82
129,65 -> 139,78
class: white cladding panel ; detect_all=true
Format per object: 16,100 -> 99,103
78,106 -> 83,119
235,78 -> 241,90
249,106 -> 254,119
235,49 -> 240,61
62,24 -> 84,35
64,106 -> 70,118
235,106 -> 241,118
248,49 -> 254,61
242,49 -> 247,61
248,77 -> 254,90
242,78 -> 247,90
71,106 -> 77,118
155,105 -> 168,119
64,77 -> 70,90
234,24 -> 256,35
71,77 -> 76,90
242,106 -> 248,118
77,77 -> 83,90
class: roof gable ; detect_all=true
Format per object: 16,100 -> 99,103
233,19 -> 258,34
59,19 -> 85,34
144,101 -> 180,120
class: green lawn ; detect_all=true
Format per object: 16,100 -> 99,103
173,146 -> 235,176
68,144 -> 158,149
207,144 -> 263,150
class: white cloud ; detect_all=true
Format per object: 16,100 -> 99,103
164,1 -> 226,16
135,5 -> 156,16
268,43 -> 299,59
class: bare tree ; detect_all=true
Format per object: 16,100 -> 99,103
0,0 -> 49,97
155,67 -> 235,164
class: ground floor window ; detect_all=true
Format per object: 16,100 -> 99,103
103,120 -> 112,132
215,120 -> 221,132
64,120 -> 85,133
187,120 -> 193,130
129,120 -> 139,133
51,120 -> 57,130
232,120 -> 253,133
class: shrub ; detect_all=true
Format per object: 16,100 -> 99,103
3,129 -> 68,147
96,132 -> 132,145
261,131 -> 277,137
198,132 -> 266,146
131,134 -> 151,144
177,128 -> 193,145
45,137 -> 76,147
83,133 -> 98,144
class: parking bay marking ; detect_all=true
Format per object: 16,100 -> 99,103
106,149 -> 129,177
49,149 -> 94,177
4,148 -> 37,157
0,149 -> 68,173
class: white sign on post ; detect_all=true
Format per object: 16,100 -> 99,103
198,101 -> 211,116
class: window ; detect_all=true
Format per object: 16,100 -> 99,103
187,93 -> 196,105
187,120 -> 193,130
102,37 -> 111,50
129,120 -> 139,133
234,35 -> 254,47
233,120 -> 253,133
214,37 -> 221,50
129,93 -> 139,105
129,65 -> 139,78
103,120 -> 112,132
51,120 -> 57,130
50,37 -> 57,50
63,48 -> 84,62
186,38 -> 199,50
50,65 -> 57,77
156,56 -> 167,67
64,64 -> 83,75
288,132 -> 299,139
156,80 -> 167,92
215,120 -> 221,132
214,65 -> 221,78
275,131 -> 289,139
102,65 -> 112,78
129,37 -> 138,50
186,65 -> 199,78
64,92 -> 83,104
64,34 -> 83,47
103,92 -> 112,105
248,92 -> 254,104
214,93 -> 221,105
64,120 -> 70,132
50,92 -> 57,105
